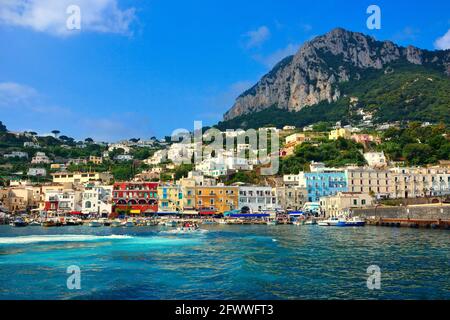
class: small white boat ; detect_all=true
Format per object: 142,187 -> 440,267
305,220 -> 317,225
266,220 -> 279,226
111,220 -> 122,227
29,220 -> 41,226
162,220 -> 177,227
89,220 -> 102,227
121,221 -> 135,227
318,217 -> 365,227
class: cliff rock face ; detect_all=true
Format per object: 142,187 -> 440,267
224,28 -> 450,121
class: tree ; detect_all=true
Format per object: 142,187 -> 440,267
402,143 -> 434,165
0,121 -> 7,133
85,138 -> 94,144
51,130 -> 61,138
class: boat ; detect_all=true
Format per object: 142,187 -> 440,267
293,220 -> 305,226
28,220 -> 41,226
305,219 -> 317,225
121,221 -> 135,227
111,220 -> 122,227
318,217 -> 365,227
13,218 -> 28,227
88,220 -> 102,227
42,220 -> 61,227
162,220 -> 177,227
266,220 -> 279,226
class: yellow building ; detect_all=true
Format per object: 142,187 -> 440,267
52,172 -> 112,185
157,184 -> 183,212
329,128 -> 352,140
195,185 -> 238,213
89,156 -> 103,165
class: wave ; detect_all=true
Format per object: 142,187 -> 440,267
0,234 -> 133,245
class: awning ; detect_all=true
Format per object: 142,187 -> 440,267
288,211 -> 305,216
199,211 -> 216,215
180,210 -> 198,215
69,211 -> 82,215
230,214 -> 270,218
130,209 -> 141,214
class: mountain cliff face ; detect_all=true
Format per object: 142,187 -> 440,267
223,28 -> 450,121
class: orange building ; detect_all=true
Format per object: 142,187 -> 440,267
194,185 -> 238,214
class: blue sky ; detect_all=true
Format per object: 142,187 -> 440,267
0,0 -> 449,141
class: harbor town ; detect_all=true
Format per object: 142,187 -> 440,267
1,121 -> 449,230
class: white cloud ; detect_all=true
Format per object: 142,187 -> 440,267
435,29 -> 450,50
253,43 -> 300,68
242,26 -> 271,49
0,0 -> 136,36
0,82 -> 38,105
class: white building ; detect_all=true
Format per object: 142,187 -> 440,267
389,167 -> 450,198
115,154 -> 134,161
3,151 -> 28,159
27,168 -> 47,177
44,189 -> 82,213
195,157 -> 228,177
81,185 -> 113,216
23,142 -> 40,148
364,152 -> 387,168
144,149 -> 167,165
238,186 -> 278,212
31,152 -> 51,164
108,143 -> 131,154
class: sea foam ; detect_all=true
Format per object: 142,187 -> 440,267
0,234 -> 133,245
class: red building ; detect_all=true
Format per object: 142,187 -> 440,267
112,182 -> 158,216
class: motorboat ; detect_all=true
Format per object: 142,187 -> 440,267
305,219 -> 317,225
318,217 -> 365,227
89,220 -> 102,227
28,220 -> 41,226
266,220 -> 279,226
121,221 -> 135,227
162,220 -> 177,227
13,218 -> 28,227
111,220 -> 122,227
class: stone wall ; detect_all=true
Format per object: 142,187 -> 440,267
353,205 -> 450,221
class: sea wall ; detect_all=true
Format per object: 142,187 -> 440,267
353,205 -> 450,221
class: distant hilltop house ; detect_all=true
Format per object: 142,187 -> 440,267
23,142 -> 40,148
3,151 -> 28,159
282,125 -> 296,131
114,154 -> 134,162
27,168 -> 47,177
51,171 -> 113,185
108,143 -> 131,154
31,152 -> 51,164
89,156 -> 103,165
363,152 -> 387,168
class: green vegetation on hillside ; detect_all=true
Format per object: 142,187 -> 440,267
280,138 -> 366,174
216,62 -> 450,131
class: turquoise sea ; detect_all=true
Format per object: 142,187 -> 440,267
0,225 -> 448,300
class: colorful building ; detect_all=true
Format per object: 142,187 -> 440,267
195,185 -> 238,214
329,128 -> 352,140
157,184 -> 183,212
112,182 -> 158,215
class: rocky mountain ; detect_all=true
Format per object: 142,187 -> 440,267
223,28 -> 450,121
